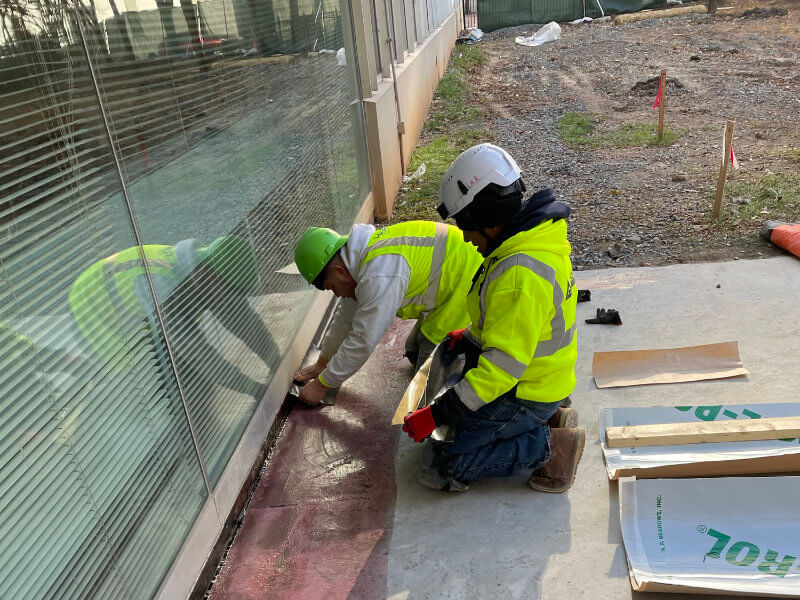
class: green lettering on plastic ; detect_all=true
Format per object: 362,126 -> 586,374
705,529 -> 731,559
726,541 -> 760,566
695,406 -> 722,421
757,550 -> 797,578
674,406 -> 692,412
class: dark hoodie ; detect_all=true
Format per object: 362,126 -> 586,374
486,187 -> 570,255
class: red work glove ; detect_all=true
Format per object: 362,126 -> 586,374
446,328 -> 467,349
402,405 -> 438,442
443,328 -> 468,357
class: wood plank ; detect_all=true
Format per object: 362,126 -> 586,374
613,5 -> 707,25
606,416 -> 800,448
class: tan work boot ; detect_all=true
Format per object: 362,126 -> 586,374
527,427 -> 585,493
546,407 -> 579,429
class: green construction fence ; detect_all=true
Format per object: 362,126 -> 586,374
477,0 -> 664,32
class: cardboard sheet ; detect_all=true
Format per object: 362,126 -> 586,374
620,476 -> 800,597
600,403 -> 800,479
592,341 -> 748,388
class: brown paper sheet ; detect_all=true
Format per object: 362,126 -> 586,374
592,341 -> 748,388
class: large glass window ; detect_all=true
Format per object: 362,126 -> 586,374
0,0 -> 370,595
0,19 -> 207,598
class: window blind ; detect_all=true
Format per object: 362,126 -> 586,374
1,0 -> 369,596
0,27 -> 207,600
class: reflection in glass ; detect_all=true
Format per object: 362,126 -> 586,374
1,0 -> 370,594
81,0 -> 370,482
1,2 -> 204,598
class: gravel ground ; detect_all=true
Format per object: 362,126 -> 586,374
463,1 -> 800,269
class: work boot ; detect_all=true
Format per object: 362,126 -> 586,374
527,427 -> 585,493
417,467 -> 469,492
546,407 -> 579,429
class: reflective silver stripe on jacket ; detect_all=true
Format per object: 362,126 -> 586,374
477,253 -> 574,358
464,328 -> 480,347
454,377 -> 486,411
369,223 -> 449,313
481,347 -> 527,378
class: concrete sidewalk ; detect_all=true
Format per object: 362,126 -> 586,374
211,256 -> 800,600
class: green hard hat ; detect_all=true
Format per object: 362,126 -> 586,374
199,235 -> 258,292
294,227 -> 349,284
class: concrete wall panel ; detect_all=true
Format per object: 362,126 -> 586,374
364,11 -> 458,218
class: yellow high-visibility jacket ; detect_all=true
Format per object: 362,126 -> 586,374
319,221 -> 482,388
362,221 -> 483,344
453,219 -> 577,408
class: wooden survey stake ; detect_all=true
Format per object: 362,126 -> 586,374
657,70 -> 666,143
713,119 -> 735,219
606,415 -> 800,448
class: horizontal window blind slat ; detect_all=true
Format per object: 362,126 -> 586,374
0,87 -> 100,130
0,189 -> 112,258
0,146 -> 103,197
0,128 -> 108,176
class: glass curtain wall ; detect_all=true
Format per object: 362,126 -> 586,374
0,0 -> 369,596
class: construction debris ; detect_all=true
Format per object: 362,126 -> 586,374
741,7 -> 789,19
630,75 -> 684,95
515,22 -> 561,47
456,28 -> 484,44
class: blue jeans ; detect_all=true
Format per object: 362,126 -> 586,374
432,389 -> 559,482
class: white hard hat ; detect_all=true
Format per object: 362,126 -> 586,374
437,143 -> 522,220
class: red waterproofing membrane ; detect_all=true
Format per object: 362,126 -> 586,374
209,322 -> 411,600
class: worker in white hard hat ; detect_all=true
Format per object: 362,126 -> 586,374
401,143 -> 585,494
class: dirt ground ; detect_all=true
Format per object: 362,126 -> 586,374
459,0 -> 800,270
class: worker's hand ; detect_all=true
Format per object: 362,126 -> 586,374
294,357 -> 329,383
442,328 -> 468,357
402,405 -> 438,442
298,377 -> 330,406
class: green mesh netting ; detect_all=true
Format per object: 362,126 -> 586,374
477,0 -> 663,32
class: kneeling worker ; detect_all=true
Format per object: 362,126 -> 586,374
402,143 -> 584,493
293,221 -> 482,405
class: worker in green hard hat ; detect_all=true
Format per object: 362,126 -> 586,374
294,227 -> 353,298
293,221 -> 482,406
69,235 -> 279,399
